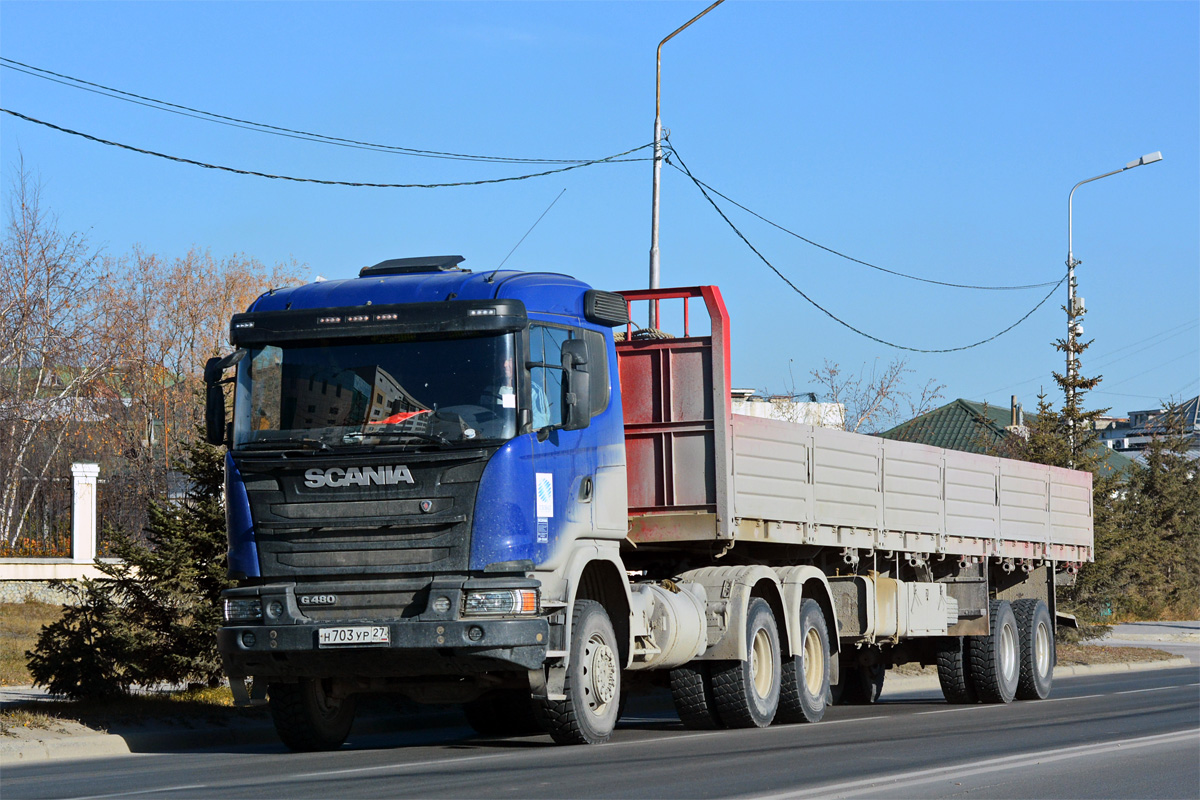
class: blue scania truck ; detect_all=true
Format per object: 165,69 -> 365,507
209,256 -> 1092,749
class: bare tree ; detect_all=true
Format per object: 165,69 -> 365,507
810,357 -> 945,434
0,160 -> 113,546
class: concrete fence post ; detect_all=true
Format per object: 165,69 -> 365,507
71,462 -> 100,563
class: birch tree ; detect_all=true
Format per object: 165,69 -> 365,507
0,161 -> 113,546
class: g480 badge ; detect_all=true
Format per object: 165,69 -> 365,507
298,594 -> 338,606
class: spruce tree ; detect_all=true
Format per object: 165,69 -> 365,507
28,434 -> 233,697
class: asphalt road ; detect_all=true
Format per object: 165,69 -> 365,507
5,666 -> 1197,800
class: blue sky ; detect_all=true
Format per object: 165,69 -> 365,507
2,1 -> 1196,418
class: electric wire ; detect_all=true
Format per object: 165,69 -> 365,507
663,157 -> 1058,292
975,318 -> 1199,398
0,108 -> 654,189
0,57 -> 599,165
666,138 -> 1067,354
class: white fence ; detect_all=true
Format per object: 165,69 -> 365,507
0,463 -> 112,600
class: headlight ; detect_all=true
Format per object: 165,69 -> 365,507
462,589 -> 539,616
224,598 -> 262,623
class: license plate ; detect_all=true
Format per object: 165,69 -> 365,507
317,626 -> 390,647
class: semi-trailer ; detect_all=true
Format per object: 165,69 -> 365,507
209,256 -> 1090,748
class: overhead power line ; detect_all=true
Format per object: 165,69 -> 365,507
0,108 -> 653,189
666,138 -> 1066,354
664,158 -> 1057,292
0,57 -> 595,165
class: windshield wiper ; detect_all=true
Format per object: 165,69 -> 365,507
240,437 -> 333,452
344,430 -> 451,446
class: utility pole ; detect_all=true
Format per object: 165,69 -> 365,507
1064,151 -> 1162,460
648,0 -> 726,328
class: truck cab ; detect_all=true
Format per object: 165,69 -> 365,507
212,257 -> 631,747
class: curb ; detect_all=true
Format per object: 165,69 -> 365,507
883,655 -> 1193,695
3,657 -> 1193,766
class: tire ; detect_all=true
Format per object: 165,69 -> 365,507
670,661 -> 723,730
778,599 -> 830,724
711,598 -> 781,728
464,689 -> 542,737
268,678 -> 356,752
1012,599 -> 1054,700
536,599 -> 621,745
836,656 -> 885,705
936,636 -> 978,704
967,599 -> 1020,704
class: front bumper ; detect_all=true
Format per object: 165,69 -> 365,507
218,578 -> 549,679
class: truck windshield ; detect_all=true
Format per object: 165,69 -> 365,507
232,333 -> 518,449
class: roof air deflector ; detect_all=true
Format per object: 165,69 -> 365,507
360,255 -> 468,277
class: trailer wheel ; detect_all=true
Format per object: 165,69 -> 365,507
670,661 -> 723,729
835,655 -> 885,705
1012,599 -> 1054,700
935,636 -> 978,704
711,598 -> 781,728
968,599 -> 1020,704
464,689 -> 543,737
268,678 -> 356,752
537,599 -> 621,745
778,599 -> 830,724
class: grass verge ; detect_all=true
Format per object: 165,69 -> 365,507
0,602 -> 64,686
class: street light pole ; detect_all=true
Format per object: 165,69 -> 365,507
649,0 -> 726,328
1064,150 -> 1162,458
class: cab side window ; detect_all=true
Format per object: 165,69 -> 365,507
529,324 -> 569,429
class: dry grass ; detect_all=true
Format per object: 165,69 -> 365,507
1056,643 -> 1178,665
0,601 -> 64,686
0,707 -> 75,737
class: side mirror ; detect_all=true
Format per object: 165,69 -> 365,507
560,339 -> 590,431
204,350 -> 246,446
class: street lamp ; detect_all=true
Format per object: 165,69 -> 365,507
648,0 -> 726,328
1064,150 -> 1162,457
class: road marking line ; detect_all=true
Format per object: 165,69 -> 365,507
68,785 -> 208,800
1041,692 -> 1104,702
1115,686 -> 1175,695
744,729 -> 1199,800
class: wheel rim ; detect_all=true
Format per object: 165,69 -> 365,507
751,627 -> 774,698
585,633 -> 617,715
1035,620 -> 1052,677
802,628 -> 824,695
1000,621 -> 1018,682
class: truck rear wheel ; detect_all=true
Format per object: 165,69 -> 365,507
777,599 -> 829,724
936,636 -> 978,704
537,599 -> 621,745
1012,599 -> 1054,700
670,662 -> 723,730
711,598 -> 781,728
268,678 -> 356,752
835,656 -> 885,705
463,689 -> 542,737
968,599 -> 1020,704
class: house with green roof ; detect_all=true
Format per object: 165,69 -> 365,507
878,398 -> 1135,477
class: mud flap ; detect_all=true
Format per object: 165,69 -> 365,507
229,677 -> 269,707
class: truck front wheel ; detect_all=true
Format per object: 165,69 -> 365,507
268,678 -> 356,752
777,599 -> 830,723
711,598 -> 781,728
537,599 -> 621,745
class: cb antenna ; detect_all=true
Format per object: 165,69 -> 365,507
486,188 -> 567,283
